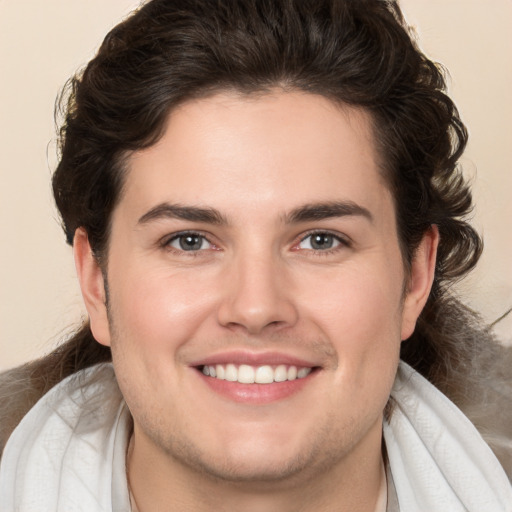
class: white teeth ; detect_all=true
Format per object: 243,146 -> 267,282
255,365 -> 274,384
215,364 -> 225,380
225,364 -> 238,382
238,364 -> 255,383
274,365 -> 288,382
202,363 -> 313,384
287,366 -> 297,380
297,367 -> 311,379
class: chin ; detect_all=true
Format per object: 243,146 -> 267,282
188,449 -> 314,484
168,425 -> 344,486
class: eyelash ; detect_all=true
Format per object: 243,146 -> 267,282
293,230 -> 351,256
160,230 -> 351,256
161,231 -> 216,256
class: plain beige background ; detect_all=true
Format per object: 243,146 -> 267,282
1,0 -> 511,371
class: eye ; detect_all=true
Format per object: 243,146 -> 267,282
297,232 -> 345,251
166,232 -> 212,252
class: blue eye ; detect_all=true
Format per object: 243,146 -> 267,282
298,233 -> 343,251
167,233 -> 210,251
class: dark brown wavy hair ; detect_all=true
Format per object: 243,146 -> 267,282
2,0 -> 510,472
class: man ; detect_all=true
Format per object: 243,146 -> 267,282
0,1 -> 511,511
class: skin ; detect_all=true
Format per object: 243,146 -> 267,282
74,91 -> 438,511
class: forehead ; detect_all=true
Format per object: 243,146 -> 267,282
120,91 -> 392,223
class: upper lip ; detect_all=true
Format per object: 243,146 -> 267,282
189,350 -> 320,368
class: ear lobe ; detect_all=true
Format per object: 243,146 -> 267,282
73,228 -> 111,347
401,225 -> 439,341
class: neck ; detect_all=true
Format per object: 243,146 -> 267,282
127,421 -> 386,512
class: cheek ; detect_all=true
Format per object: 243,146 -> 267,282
305,260 -> 402,320
292,264 -> 403,433
299,262 -> 404,367
108,265 -> 219,355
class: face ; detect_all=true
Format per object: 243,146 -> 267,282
77,91 -> 436,485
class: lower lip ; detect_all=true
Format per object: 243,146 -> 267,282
196,369 -> 317,404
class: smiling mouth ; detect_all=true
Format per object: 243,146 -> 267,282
200,364 -> 314,384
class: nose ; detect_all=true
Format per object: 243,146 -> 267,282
216,250 -> 298,335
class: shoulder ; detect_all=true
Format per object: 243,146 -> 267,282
0,363 -> 130,511
0,362 -> 118,459
385,360 -> 512,509
453,340 -> 512,480
0,364 -> 42,459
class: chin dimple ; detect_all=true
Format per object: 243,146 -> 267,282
201,364 -> 312,384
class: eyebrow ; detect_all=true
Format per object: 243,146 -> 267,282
138,203 -> 228,225
137,200 -> 373,226
284,201 -> 373,224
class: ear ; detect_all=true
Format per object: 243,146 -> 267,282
73,228 -> 111,346
401,225 -> 439,341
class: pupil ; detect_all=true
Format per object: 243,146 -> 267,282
311,234 -> 333,250
180,235 -> 202,251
